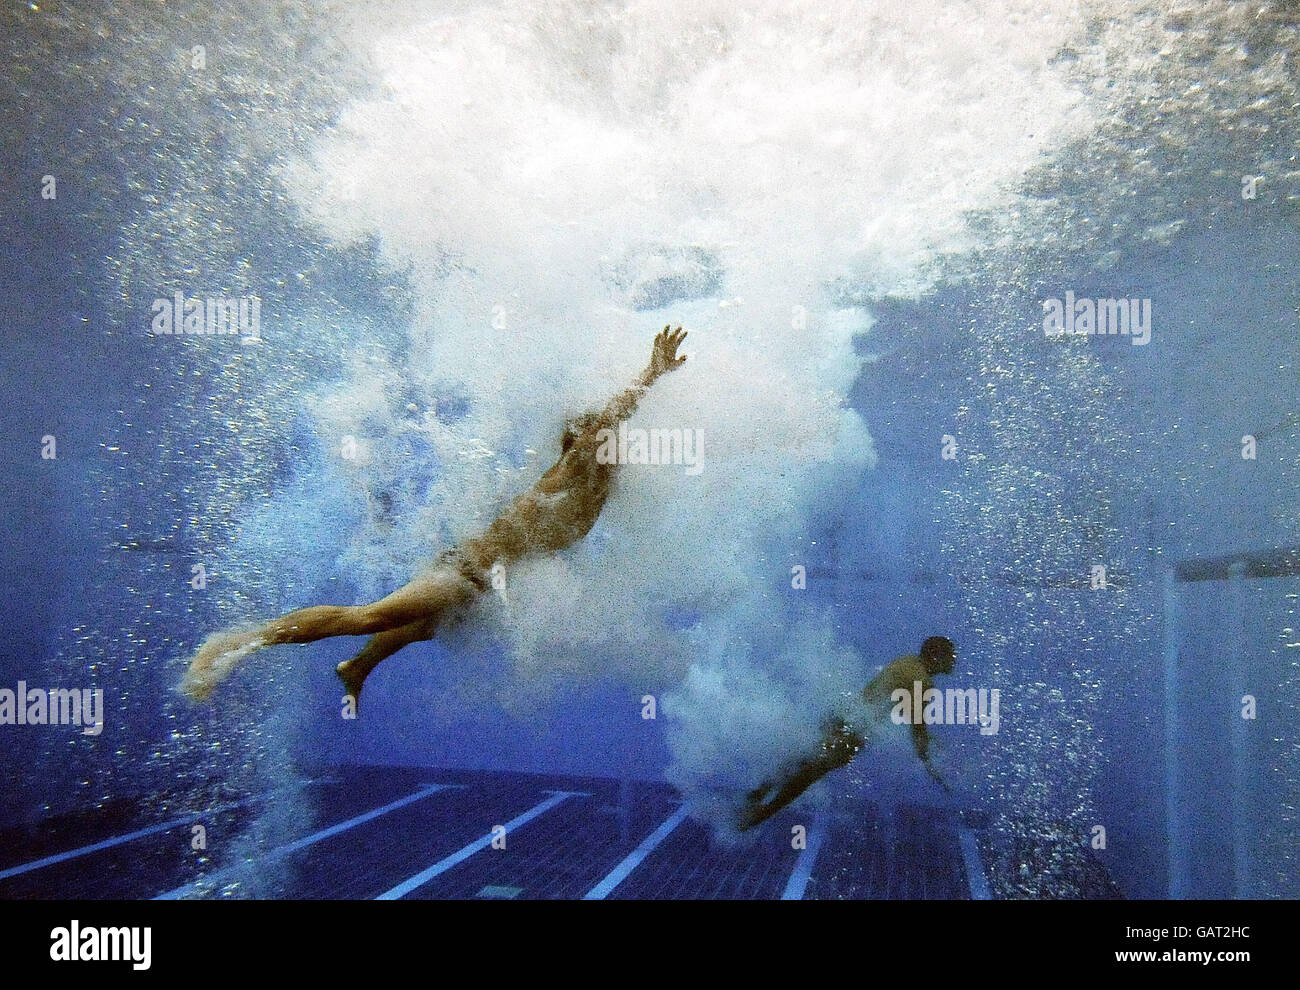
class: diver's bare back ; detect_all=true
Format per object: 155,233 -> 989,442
180,327 -> 687,703
456,411 -> 616,572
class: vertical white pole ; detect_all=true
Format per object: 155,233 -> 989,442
1163,567 -> 1183,898
1227,560 -> 1249,898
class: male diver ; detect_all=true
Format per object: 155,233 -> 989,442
181,326 -> 689,704
736,636 -> 957,831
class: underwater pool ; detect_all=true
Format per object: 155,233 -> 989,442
1,0 -> 1297,908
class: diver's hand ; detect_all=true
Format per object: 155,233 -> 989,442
927,763 -> 952,795
646,325 -> 687,380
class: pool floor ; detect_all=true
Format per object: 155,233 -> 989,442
0,765 -> 996,900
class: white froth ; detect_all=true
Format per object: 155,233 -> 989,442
283,0 -> 1108,818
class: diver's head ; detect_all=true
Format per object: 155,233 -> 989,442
920,636 -> 956,676
561,412 -> 600,454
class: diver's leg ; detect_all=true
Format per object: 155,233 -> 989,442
737,757 -> 839,831
181,567 -> 477,700
336,616 -> 435,703
737,727 -> 864,831
260,568 -> 471,645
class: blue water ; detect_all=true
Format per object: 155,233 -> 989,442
2,1 -> 1298,900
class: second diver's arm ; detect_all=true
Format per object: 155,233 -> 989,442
911,721 -> 930,762
912,721 -> 951,793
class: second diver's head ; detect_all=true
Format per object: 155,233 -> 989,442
920,636 -> 956,676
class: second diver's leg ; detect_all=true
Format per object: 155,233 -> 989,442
737,725 -> 863,831
737,756 -> 840,831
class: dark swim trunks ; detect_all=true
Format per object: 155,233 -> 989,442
815,718 -> 865,769
437,547 -> 490,593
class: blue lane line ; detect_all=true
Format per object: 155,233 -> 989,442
780,812 -> 828,900
583,804 -> 691,900
957,828 -> 992,899
154,782 -> 459,900
0,779 -> 325,883
375,790 -> 585,900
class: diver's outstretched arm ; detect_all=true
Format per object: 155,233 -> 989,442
910,721 -> 931,763
593,326 -> 687,429
924,759 -> 951,793
910,721 -> 951,792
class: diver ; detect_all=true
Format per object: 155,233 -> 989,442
181,326 -> 689,704
736,636 -> 956,831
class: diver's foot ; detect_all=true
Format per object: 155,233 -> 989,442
181,628 -> 265,701
736,800 -> 769,833
335,659 -> 366,707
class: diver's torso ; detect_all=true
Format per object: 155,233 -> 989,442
855,654 -> 931,731
863,655 -> 930,703
467,433 -> 614,566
